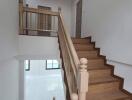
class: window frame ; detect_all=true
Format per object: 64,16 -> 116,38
46,60 -> 60,70
25,60 -> 30,71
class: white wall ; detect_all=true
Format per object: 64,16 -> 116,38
0,59 -> 19,100
81,0 -> 132,93
18,35 -> 60,59
0,0 -> 18,61
26,0 -> 74,37
0,0 -> 19,100
107,60 -> 132,92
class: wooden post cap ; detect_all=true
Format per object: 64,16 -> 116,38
80,58 -> 88,69
71,93 -> 78,100
80,58 -> 88,65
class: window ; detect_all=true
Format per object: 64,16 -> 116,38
46,60 -> 60,70
24,60 -> 30,71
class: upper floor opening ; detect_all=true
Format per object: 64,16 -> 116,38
19,0 -> 83,38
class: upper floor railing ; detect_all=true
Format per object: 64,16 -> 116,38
19,3 -> 89,100
19,4 -> 59,36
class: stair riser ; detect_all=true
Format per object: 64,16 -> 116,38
89,69 -> 112,79
88,66 -> 110,70
89,81 -> 120,94
78,51 -> 98,58
72,39 -> 90,44
88,59 -> 105,66
74,45 -> 94,51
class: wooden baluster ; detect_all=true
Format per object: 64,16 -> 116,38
71,93 -> 78,100
19,0 -> 23,3
25,4 -> 29,35
30,12 -> 32,29
53,16 -> 55,31
78,58 -> 89,100
19,3 -> 24,34
35,13 -> 37,30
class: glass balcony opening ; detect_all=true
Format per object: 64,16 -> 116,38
24,60 -> 65,100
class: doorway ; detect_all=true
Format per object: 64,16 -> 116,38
76,0 -> 82,38
37,6 -> 52,36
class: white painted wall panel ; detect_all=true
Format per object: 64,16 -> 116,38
0,0 -> 19,100
19,35 -> 60,59
107,60 -> 132,93
0,0 -> 18,61
0,59 -> 19,100
81,0 -> 132,65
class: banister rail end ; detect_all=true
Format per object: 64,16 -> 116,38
78,58 -> 89,100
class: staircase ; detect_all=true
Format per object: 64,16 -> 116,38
72,37 -> 132,100
19,3 -> 132,99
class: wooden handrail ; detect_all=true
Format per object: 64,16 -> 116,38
23,7 -> 59,16
59,13 -> 80,77
23,28 -> 57,33
58,12 -> 89,100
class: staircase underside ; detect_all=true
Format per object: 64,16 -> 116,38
72,37 -> 132,100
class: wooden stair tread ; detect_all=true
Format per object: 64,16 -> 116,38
89,76 -> 119,85
72,38 -> 89,40
119,98 -> 132,100
85,57 -> 104,60
72,38 -> 90,44
87,90 -> 131,100
74,44 -> 94,46
77,50 -> 98,53
88,65 -> 111,70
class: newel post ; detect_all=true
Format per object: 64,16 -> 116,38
78,58 -> 89,100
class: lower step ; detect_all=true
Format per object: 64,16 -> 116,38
89,68 -> 112,79
89,81 -> 120,94
87,90 -> 131,100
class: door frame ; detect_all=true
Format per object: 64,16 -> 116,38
75,0 -> 82,38
37,5 -> 52,36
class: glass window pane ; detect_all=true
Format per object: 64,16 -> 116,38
47,60 -> 53,69
47,60 -> 52,63
46,60 -> 60,69
53,63 -> 59,68
53,60 -> 58,63
47,63 -> 53,69
53,60 -> 59,68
